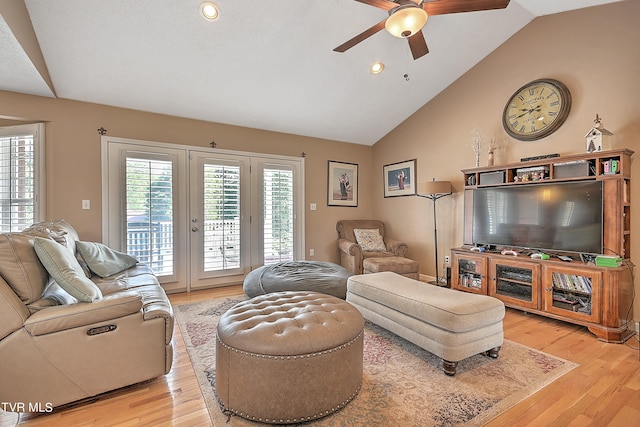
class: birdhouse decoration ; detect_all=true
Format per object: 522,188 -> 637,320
585,114 -> 613,153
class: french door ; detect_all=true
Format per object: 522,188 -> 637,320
188,152 -> 251,289
102,137 -> 304,292
252,158 -> 298,266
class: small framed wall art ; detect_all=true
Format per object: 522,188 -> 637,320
328,160 -> 358,207
383,159 -> 416,197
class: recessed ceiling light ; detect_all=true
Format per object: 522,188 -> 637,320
200,2 -> 219,21
370,62 -> 384,74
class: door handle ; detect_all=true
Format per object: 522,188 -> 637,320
192,227 -> 198,232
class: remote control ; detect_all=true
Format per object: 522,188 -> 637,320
557,255 -> 572,262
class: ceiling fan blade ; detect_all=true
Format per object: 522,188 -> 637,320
423,0 -> 510,16
334,19 -> 387,53
408,31 -> 429,59
354,0 -> 399,11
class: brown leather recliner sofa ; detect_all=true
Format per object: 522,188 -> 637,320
0,220 -> 174,409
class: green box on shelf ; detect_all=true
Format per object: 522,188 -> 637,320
595,255 -> 623,268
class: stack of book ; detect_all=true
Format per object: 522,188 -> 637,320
551,272 -> 592,293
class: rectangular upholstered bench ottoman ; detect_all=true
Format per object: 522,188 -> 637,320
346,271 -> 505,375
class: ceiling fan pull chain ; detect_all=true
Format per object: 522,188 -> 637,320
403,44 -> 411,82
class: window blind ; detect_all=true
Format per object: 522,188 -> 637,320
263,167 -> 294,265
125,157 -> 174,276
0,132 -> 36,232
203,163 -> 241,271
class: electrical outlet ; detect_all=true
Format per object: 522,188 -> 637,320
309,248 -> 315,257
636,321 -> 640,333
444,255 -> 450,266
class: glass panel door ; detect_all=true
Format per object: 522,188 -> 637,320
103,140 -> 188,292
202,162 -> 241,271
543,266 -> 601,323
452,253 -> 487,294
489,259 -> 540,310
189,152 -> 250,289
263,167 -> 294,265
251,158 -> 303,269
124,156 -> 174,276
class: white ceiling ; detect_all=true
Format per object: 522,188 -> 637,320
0,0 -> 624,145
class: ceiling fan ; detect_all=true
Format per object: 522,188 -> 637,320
334,0 -> 511,60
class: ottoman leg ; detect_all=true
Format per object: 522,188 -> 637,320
485,346 -> 501,359
442,360 -> 458,376
443,345 -> 501,376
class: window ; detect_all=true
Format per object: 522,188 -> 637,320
0,124 -> 45,232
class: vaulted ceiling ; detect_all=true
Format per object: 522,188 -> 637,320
0,0 -> 624,145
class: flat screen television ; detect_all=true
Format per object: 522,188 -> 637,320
472,180 -> 603,254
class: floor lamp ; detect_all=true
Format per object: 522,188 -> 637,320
417,180 -> 453,286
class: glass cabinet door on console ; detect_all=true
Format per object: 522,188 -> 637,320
489,259 -> 540,310
452,254 -> 487,294
542,266 -> 602,323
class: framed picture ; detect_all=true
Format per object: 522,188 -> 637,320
383,159 -> 417,197
328,161 -> 358,207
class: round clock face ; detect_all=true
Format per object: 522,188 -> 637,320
502,79 -> 571,141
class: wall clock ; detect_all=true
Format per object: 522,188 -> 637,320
502,78 -> 572,141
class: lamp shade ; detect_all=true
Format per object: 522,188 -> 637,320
385,6 -> 428,38
417,181 -> 452,196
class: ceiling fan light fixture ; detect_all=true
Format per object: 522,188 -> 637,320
370,62 -> 385,74
199,1 -> 219,21
385,5 -> 428,38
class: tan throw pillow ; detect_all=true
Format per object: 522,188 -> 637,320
76,241 -> 138,278
353,229 -> 386,252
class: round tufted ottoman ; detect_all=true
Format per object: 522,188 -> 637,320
215,291 -> 364,424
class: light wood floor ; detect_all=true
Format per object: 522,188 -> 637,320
8,285 -> 640,427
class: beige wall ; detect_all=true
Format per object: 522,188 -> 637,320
373,1 -> 640,317
0,91 -> 372,263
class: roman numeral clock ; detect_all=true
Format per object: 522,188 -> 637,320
502,78 -> 572,141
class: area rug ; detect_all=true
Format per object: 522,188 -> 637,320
174,296 -> 577,426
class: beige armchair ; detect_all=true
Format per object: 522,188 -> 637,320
336,220 -> 410,275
